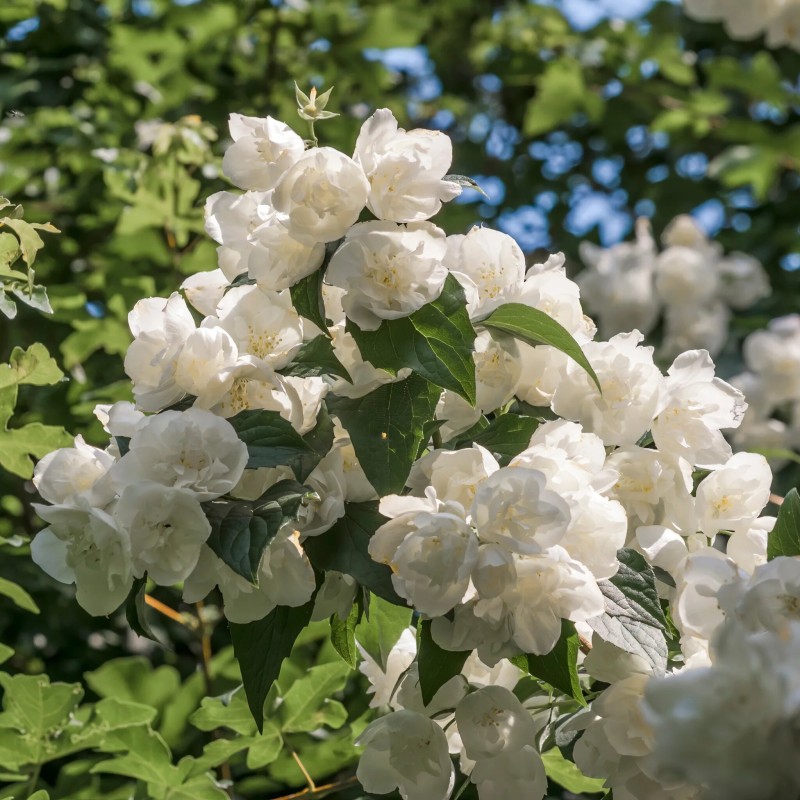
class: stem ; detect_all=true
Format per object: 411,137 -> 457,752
145,594 -> 194,628
272,775 -> 359,800
431,429 -> 443,449
27,761 -> 41,795
194,602 -> 234,792
308,120 -> 318,147
292,750 -> 316,791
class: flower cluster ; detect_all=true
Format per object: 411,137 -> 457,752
577,215 -> 770,361
30,90 -> 792,800
684,0 -> 800,51
728,314 -> 800,466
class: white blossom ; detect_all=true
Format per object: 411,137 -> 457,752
354,108 -> 460,223
326,220 -> 448,331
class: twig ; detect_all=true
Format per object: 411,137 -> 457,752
145,594 -> 193,627
292,750 -> 317,791
770,492 -> 785,506
272,775 -> 360,800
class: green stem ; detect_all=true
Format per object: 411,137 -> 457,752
27,761 -> 41,795
431,429 -> 443,449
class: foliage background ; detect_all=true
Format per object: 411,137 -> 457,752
1,0 -> 799,797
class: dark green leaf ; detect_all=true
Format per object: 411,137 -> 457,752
204,480 -> 315,583
303,502 -> 405,605
289,239 -> 341,334
125,576 -> 158,642
768,487 -> 800,559
229,406 -> 333,481
461,413 -> 539,461
520,620 -> 585,706
230,592 -> 318,733
330,596 -> 363,669
482,303 -> 600,392
346,274 -> 477,403
417,620 -> 470,706
587,548 -> 668,675
279,335 -> 352,381
327,375 -> 441,496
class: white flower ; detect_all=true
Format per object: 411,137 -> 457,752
370,506 -> 479,616
660,300 -> 730,360
311,570 -> 357,622
642,621 -> 800,800
673,547 -> 743,640
743,315 -> 800,405
248,209 -> 325,291
551,331 -> 665,446
445,227 -> 525,317
605,446 -> 695,536
173,325 -> 252,409
512,251 -> 596,339
358,627 -> 417,709
694,451 -> 772,536
576,219 -> 660,340
213,285 -> 303,369
354,108 -> 460,223
652,350 -> 746,468
93,401 -> 145,439
180,269 -> 230,316
30,505 -> 133,617
473,329 -> 521,413
716,252 -> 770,310
204,190 -> 270,280
455,686 -> 538,760
654,245 -> 719,306
124,293 -> 196,412
356,710 -> 455,800
33,435 -> 115,507
407,444 -> 500,511
272,146 -> 368,243
110,408 -> 247,500
326,220 -> 448,331
222,114 -> 305,191
503,548 -> 604,654
183,532 -> 315,623
469,745 -> 547,800
472,467 -> 571,553
115,483 -> 211,585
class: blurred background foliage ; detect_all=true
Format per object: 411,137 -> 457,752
1,0 -> 800,797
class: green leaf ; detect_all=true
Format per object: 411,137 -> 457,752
523,59 -> 603,137
0,644 -> 13,665
204,480 -> 316,583
542,748 -> 606,794
768,488 -> 800,559
12,283 -> 52,314
327,375 -> 441,496
0,343 -> 63,390
303,502 -> 405,605
330,599 -> 362,668
355,594 -> 413,671
520,620 -> 585,706
230,593 -> 318,732
457,413 -> 539,461
190,690 -> 259,736
125,576 -> 158,641
346,273 -> 477,403
229,406 -> 334,480
94,725 -> 226,799
417,620 -> 469,706
279,661 -> 351,733
0,576 -> 39,613
587,548 -> 668,675
0,673 -> 84,769
290,250 -> 331,334
482,303 -> 600,392
279,335 -> 351,381
0,218 -> 46,269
